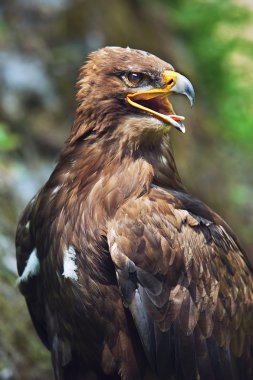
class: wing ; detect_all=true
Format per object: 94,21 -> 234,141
107,187 -> 253,380
16,198 -> 74,380
15,197 -> 51,349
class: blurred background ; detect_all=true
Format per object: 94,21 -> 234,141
0,0 -> 253,379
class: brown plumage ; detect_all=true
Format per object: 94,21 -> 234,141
16,47 -> 253,380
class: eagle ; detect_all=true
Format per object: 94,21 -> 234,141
16,47 -> 253,380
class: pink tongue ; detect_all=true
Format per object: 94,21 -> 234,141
170,115 -> 185,121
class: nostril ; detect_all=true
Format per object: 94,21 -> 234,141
168,79 -> 174,85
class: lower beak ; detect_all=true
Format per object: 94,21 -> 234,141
126,70 -> 195,133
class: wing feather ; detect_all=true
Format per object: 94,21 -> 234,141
108,187 -> 253,379
16,199 -> 50,349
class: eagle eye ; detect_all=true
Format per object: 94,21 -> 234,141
126,72 -> 145,87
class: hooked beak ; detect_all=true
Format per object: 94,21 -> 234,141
126,70 -> 195,133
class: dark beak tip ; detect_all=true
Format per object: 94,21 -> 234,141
175,123 -> 186,134
186,85 -> 195,107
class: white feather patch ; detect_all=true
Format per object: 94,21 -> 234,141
18,248 -> 40,283
160,155 -> 168,165
51,185 -> 62,196
62,246 -> 78,281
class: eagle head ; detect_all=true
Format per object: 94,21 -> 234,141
72,47 -> 195,144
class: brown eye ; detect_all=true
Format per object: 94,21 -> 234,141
127,72 -> 144,86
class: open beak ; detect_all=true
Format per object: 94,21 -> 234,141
126,70 -> 195,133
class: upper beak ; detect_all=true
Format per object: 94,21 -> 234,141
163,70 -> 195,107
126,69 -> 195,133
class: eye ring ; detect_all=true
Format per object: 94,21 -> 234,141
127,72 -> 145,86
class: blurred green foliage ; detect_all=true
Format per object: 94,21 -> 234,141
162,0 -> 253,151
0,123 -> 19,151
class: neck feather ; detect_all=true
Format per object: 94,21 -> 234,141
48,117 -> 184,212
59,121 -> 184,192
